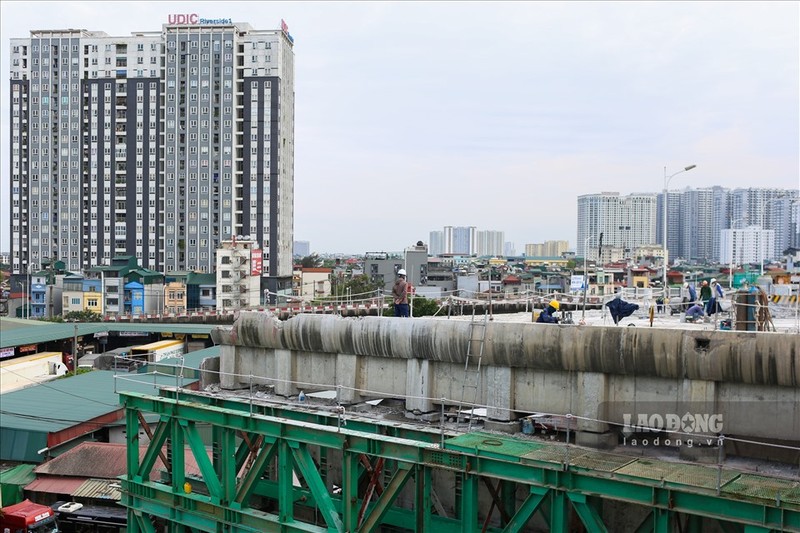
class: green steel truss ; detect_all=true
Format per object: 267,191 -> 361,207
121,390 -> 800,533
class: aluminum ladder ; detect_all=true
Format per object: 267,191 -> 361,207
458,310 -> 488,430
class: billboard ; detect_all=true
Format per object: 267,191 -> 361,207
251,249 -> 263,276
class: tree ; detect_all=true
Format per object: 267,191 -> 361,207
383,295 -> 441,317
300,254 -> 322,268
331,274 -> 382,299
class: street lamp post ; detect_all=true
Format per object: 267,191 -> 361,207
662,164 -> 697,299
581,236 -> 591,321
100,270 -> 105,317
727,218 -> 745,290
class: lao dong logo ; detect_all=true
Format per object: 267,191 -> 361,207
621,412 -> 723,448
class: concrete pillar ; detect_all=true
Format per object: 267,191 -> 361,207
406,359 -> 434,413
219,345 -> 237,389
675,378 -> 721,462
574,372 -> 616,449
274,349 -> 294,397
486,366 -> 514,421
680,378 -> 716,409
574,372 -> 609,432
336,353 -> 359,404
199,356 -> 220,390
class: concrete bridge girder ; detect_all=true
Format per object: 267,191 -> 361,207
213,312 -> 800,446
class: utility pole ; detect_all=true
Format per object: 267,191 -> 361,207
72,323 -> 78,375
47,256 -> 55,319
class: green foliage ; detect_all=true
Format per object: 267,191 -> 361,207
566,259 -> 577,270
63,310 -> 103,322
331,274 -> 382,298
56,367 -> 93,379
300,254 -> 322,268
410,296 -> 441,317
383,296 -> 442,317
321,258 -> 339,268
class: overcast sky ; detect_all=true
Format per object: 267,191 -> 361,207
1,1 -> 798,256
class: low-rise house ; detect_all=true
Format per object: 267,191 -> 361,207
164,281 -> 187,314
296,268 -> 332,299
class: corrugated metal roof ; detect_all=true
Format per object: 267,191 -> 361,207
0,318 -> 215,349
0,317 -> 49,331
36,443 -> 129,478
71,478 -> 121,500
35,442 -> 203,479
0,370 -> 198,462
144,345 -> 220,377
1,370 -> 191,433
25,475 -> 84,495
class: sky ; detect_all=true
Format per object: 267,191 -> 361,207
1,1 -> 798,256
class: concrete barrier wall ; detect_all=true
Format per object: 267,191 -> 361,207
214,312 -> 799,386
212,312 -> 800,445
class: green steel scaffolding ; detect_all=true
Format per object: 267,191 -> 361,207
121,389 -> 800,533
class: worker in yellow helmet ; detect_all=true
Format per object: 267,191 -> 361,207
537,299 -> 560,323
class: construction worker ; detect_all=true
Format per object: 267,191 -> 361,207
699,280 -> 711,308
685,303 -> 705,321
706,278 -> 725,316
537,299 -> 560,323
682,282 -> 697,311
392,269 -> 410,317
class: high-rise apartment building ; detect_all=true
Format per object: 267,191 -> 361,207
728,188 -> 798,261
443,226 -> 476,255
431,227 -> 508,256
475,230 -> 504,257
576,193 -> 657,260
524,240 -> 568,257
656,190 -> 683,259
293,241 -> 310,258
678,188 -> 716,262
428,231 -> 444,256
720,227 -> 775,267
582,187 -> 796,265
9,17 -> 295,283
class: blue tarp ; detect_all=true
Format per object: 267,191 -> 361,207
605,298 -> 639,325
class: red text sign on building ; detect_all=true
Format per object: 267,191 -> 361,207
251,249 -> 263,276
168,14 -> 199,24
167,14 -> 233,25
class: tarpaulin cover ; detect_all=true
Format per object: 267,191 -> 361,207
605,298 -> 640,325
0,463 -> 35,506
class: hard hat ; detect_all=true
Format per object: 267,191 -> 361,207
549,299 -> 560,310
397,269 -> 406,276
683,282 -> 689,288
711,278 -> 716,284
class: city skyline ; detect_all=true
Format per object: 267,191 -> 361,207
578,186 -> 798,264
7,21 -> 295,278
1,2 -> 798,256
